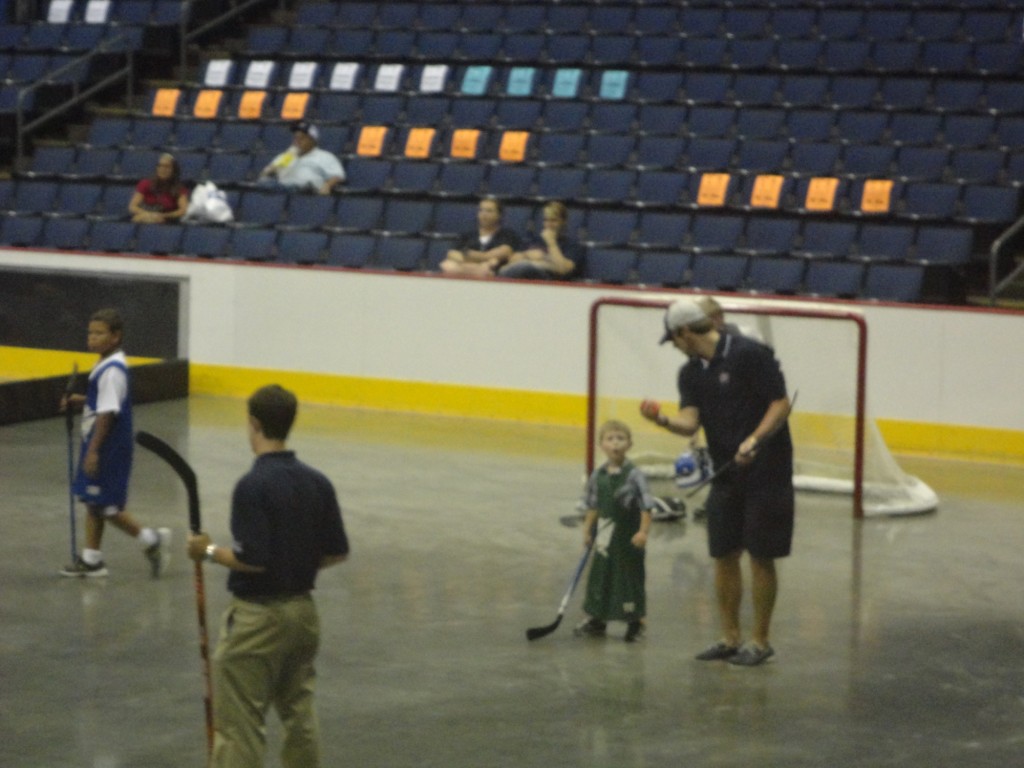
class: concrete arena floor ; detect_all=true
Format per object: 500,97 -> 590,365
2,396 -> 1023,768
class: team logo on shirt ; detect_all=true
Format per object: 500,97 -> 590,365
718,372 -> 731,385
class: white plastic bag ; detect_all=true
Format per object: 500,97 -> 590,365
184,182 -> 234,224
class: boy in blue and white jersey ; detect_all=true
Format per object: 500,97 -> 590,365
60,308 -> 170,578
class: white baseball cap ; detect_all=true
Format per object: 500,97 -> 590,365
659,298 -> 708,344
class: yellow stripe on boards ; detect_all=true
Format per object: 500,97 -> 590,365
0,346 -> 159,379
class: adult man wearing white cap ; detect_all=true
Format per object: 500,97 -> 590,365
639,298 -> 794,666
258,121 -> 345,195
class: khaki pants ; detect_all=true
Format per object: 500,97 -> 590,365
210,595 -> 321,768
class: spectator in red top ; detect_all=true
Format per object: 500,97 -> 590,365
128,153 -> 189,223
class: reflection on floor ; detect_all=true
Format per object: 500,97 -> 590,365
2,396 -> 1023,768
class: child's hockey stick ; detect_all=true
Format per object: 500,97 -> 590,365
526,540 -> 595,641
64,364 -> 78,561
685,390 -> 798,499
135,431 -> 214,757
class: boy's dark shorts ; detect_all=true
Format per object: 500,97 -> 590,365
705,479 -> 794,559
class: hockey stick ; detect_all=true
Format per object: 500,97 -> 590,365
684,390 -> 798,499
64,364 -> 78,561
526,541 -> 595,641
135,431 -> 214,757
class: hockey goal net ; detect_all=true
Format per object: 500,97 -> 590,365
587,296 -> 938,518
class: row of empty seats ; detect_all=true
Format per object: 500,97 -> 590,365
84,106 -> 1024,157
0,213 -> 942,302
193,57 -> 1024,118
19,135 -> 1024,224
242,23 -> 1024,77
0,178 -> 977,262
290,2 -> 1020,45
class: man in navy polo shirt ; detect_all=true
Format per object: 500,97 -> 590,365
640,298 -> 794,667
188,384 -> 349,766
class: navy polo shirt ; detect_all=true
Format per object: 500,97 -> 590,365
228,451 -> 349,599
677,333 -> 792,480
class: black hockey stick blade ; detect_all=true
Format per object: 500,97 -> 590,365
526,542 -> 594,641
136,431 -> 201,533
685,390 -> 798,499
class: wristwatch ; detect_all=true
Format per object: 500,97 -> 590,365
204,544 -> 217,563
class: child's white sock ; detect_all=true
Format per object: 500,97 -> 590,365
82,548 -> 103,565
138,527 -> 159,548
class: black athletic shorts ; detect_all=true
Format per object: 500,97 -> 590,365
705,478 -> 795,559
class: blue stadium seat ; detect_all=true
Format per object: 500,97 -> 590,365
326,233 -> 376,268
585,249 -> 636,284
774,40 -> 823,71
634,171 -> 689,208
745,257 -> 806,295
736,140 -> 788,174
895,147 -> 949,182
344,159 -> 393,194
590,103 -> 638,135
41,217 -> 89,250
942,115 -> 996,148
871,42 -> 920,74
736,109 -> 785,140
282,195 -> 336,231
583,210 -> 637,248
790,143 -> 841,176
636,211 -> 690,250
85,118 -> 131,149
689,253 -> 749,290
836,111 -> 888,145
779,75 -> 829,108
729,39 -> 776,70
1,214 -> 44,246
12,180 -> 60,212
888,113 -> 943,147
277,230 -> 329,264
829,76 -> 879,109
684,138 -> 736,172
637,105 -> 688,137
585,135 -> 635,168
950,149 -> 1006,184
635,251 -> 691,287
901,183 -> 961,221
56,182 -> 103,217
373,235 -> 426,270
236,190 -> 287,227
862,263 -> 924,303
129,118 -> 174,149
914,226 -> 974,265
841,145 -> 895,178
334,196 -> 385,233
771,8 -> 816,40
855,223 -> 915,262
207,154 -> 253,185
430,201 -> 477,237
541,101 -> 589,133
390,162 -> 440,195
803,260 -> 864,298
180,225 -> 231,258
88,220 -> 136,252
583,169 -> 636,204
740,218 -> 801,258
636,36 -> 679,67
785,110 -> 835,143
537,134 -> 585,167
795,221 -> 858,259
436,164 -> 487,199
959,186 -> 1020,224
687,106 -> 735,138
135,222 -> 183,255
226,228 -> 276,261
379,199 -> 433,236
817,8 -> 864,39
684,215 -> 745,255
932,80 -> 986,113
28,146 -> 76,178
535,167 -> 585,201
486,165 -> 536,199
683,73 -> 732,106
878,77 -> 931,111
